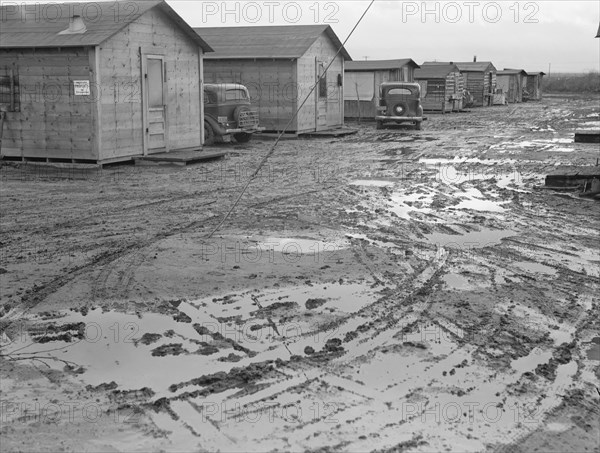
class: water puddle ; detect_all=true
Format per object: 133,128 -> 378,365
389,191 -> 436,220
511,349 -> 553,374
251,237 -> 349,254
2,282 -> 379,397
515,261 -> 558,276
586,338 -> 600,361
349,179 -> 396,187
423,228 -> 516,249
442,273 -> 471,290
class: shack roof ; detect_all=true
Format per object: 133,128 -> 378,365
196,25 -> 351,60
423,61 -> 496,72
414,63 -> 460,79
0,1 -> 213,51
498,69 -> 527,76
345,59 -> 419,71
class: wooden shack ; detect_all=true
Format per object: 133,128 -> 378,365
0,1 -> 212,164
343,59 -> 419,119
197,25 -> 351,133
414,63 -> 464,113
524,71 -> 545,101
496,69 -> 527,103
455,61 -> 497,107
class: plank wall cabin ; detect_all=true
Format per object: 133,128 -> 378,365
425,60 -> 497,107
496,69 -> 527,103
524,71 -> 545,101
0,1 -> 213,164
196,25 -> 351,133
414,63 -> 464,113
343,59 -> 419,120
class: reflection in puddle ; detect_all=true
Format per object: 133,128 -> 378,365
424,228 -> 516,249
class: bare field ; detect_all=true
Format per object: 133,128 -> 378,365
1,95 -> 599,452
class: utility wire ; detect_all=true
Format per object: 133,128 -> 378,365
206,0 -> 376,238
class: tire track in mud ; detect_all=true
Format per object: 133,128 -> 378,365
155,248 -> 449,443
11,186 -> 344,316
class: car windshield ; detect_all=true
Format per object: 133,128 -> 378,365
225,89 -> 249,101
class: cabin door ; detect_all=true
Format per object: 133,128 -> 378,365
316,60 -> 327,131
143,55 -> 167,153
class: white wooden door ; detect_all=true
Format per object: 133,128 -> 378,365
144,55 -> 167,152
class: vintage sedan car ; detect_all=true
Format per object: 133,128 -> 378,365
375,82 -> 424,130
203,83 -> 264,144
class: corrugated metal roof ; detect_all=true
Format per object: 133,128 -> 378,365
345,59 -> 418,71
196,25 -> 351,60
422,61 -> 496,72
0,1 -> 213,51
414,63 -> 460,79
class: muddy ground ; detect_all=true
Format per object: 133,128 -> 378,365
1,94 -> 599,452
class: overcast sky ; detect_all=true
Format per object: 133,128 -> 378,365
4,0 -> 599,72
170,0 -> 600,73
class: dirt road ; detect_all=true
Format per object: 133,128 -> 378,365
1,94 -> 599,452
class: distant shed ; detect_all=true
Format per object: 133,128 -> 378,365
343,59 -> 419,119
496,69 -> 527,103
455,61 -> 497,107
0,1 -> 212,164
427,61 -> 497,107
414,63 -> 464,113
524,71 -> 545,101
197,25 -> 351,133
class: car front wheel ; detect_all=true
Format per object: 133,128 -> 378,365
233,132 -> 252,143
376,121 -> 383,130
415,121 -> 422,131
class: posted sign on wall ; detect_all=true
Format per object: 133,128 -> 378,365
73,80 -> 91,96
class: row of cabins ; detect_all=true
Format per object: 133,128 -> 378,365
343,59 -> 544,118
0,1 -> 350,163
0,0 -> 546,164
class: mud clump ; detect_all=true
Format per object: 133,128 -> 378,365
151,343 -> 188,357
305,298 -> 327,310
173,312 -> 191,323
136,333 -> 162,345
86,381 -> 118,392
304,346 -> 315,355
168,361 -> 276,397
535,341 -> 575,380
30,322 -> 86,343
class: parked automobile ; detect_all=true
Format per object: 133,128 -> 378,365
375,82 -> 424,130
203,83 -> 264,144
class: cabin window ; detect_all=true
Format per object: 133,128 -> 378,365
318,63 -> 327,98
0,67 -> 19,112
225,89 -> 248,101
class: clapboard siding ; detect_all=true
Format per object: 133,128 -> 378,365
0,48 -> 95,160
